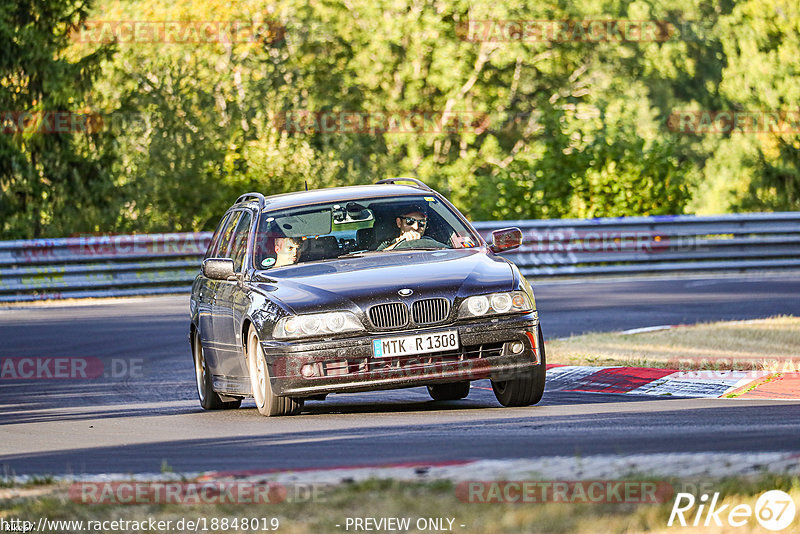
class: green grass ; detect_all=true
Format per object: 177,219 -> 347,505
547,315 -> 800,370
0,474 -> 54,489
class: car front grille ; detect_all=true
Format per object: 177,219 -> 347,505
411,298 -> 450,325
368,303 -> 409,329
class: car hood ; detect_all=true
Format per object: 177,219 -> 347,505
254,249 -> 514,314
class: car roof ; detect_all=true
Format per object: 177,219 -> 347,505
235,184 -> 440,212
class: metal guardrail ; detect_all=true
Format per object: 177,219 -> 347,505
0,212 -> 798,302
0,233 -> 211,302
472,211 -> 800,277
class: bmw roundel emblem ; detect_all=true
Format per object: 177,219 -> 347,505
398,288 -> 413,297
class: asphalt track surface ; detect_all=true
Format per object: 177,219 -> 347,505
1,273 -> 799,476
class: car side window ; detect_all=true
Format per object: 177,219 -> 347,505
230,211 -> 253,272
204,212 -> 233,260
216,211 -> 243,259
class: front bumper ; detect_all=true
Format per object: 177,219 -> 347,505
262,313 -> 541,397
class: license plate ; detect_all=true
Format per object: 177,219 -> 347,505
372,330 -> 459,358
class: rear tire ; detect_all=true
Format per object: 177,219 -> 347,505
427,381 -> 470,401
247,326 -> 303,416
491,327 -> 546,407
193,330 -> 241,410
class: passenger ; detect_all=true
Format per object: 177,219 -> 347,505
378,208 -> 428,250
274,237 -> 300,267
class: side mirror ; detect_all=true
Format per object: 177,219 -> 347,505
202,258 -> 236,280
489,227 -> 522,253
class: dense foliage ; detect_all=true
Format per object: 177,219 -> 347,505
0,0 -> 115,237
1,0 -> 798,237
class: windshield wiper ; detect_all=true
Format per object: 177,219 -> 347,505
338,246 -> 449,258
338,250 -> 384,258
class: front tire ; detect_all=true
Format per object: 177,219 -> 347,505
247,326 -> 303,416
427,381 -> 470,401
193,330 -> 241,410
491,327 -> 546,407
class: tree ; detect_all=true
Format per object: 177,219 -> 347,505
0,0 -> 116,238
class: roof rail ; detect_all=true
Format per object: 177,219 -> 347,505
375,177 -> 434,192
235,192 -> 266,210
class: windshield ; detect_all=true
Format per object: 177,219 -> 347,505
253,195 -> 481,269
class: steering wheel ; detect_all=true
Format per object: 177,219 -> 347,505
392,236 -> 449,250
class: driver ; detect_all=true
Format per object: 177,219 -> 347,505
378,207 -> 428,250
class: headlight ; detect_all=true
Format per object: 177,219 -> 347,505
274,311 -> 364,339
491,293 -> 512,313
467,295 -> 489,316
458,291 -> 532,318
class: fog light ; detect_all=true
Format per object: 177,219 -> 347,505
510,341 -> 524,354
301,364 -> 315,378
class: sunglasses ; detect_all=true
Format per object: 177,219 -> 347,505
402,216 -> 427,226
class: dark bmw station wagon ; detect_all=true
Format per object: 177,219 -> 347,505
190,178 -> 545,416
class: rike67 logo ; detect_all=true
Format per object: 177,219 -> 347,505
669,490 -> 796,531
